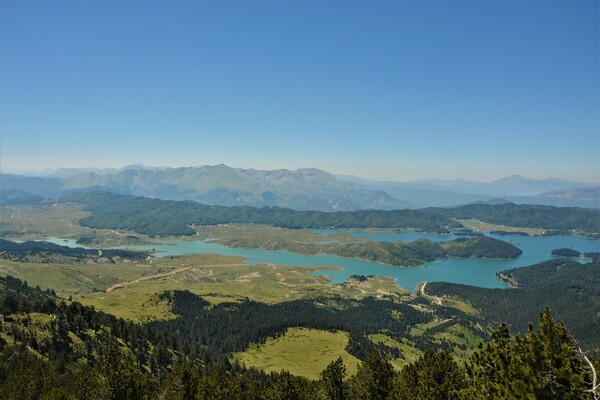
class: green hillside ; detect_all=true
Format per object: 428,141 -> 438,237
427,260 -> 600,353
1,275 -> 597,399
60,191 -> 599,237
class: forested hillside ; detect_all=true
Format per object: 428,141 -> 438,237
1,276 -> 597,399
0,239 -> 149,262
60,191 -> 599,237
318,236 -> 521,266
61,191 -> 460,235
427,202 -> 599,234
427,260 -> 600,353
150,292 -> 436,360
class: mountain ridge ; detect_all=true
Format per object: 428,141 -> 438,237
1,164 -> 596,210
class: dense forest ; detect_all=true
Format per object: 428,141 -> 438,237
151,291 -> 434,360
551,248 -> 581,257
61,192 -> 458,235
59,191 -> 599,236
0,238 -> 149,262
318,236 -> 521,266
1,276 -> 598,399
423,202 -> 600,234
427,260 -> 600,353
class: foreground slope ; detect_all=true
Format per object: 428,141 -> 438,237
426,259 -> 600,353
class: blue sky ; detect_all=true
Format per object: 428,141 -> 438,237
1,1 -> 598,182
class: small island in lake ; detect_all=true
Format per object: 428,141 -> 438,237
551,248 -> 581,258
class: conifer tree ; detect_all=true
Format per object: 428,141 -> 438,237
349,350 -> 394,400
458,309 -> 592,399
320,357 -> 347,400
389,349 -> 465,400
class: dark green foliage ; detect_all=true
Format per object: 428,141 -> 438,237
60,191 -> 460,235
61,191 -> 598,244
425,202 -> 599,234
439,236 -> 522,259
0,273 -> 598,399
101,341 -> 152,400
345,236 -> 520,266
320,357 -> 347,400
159,363 -> 200,400
0,276 -> 204,377
0,345 -> 110,400
552,248 -> 581,257
149,292 -> 432,360
158,290 -> 210,316
0,274 -> 55,313
0,346 -> 54,399
348,275 -> 368,282
75,236 -> 94,245
322,239 -> 444,266
499,258 -> 582,288
197,364 -> 243,400
0,239 -> 148,262
585,252 -> 600,262
428,261 -> 600,353
265,370 -> 304,400
349,350 -> 394,400
318,236 -> 520,266
457,310 -> 590,399
389,350 -> 465,400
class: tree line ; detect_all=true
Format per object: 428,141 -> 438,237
1,307 -> 597,399
427,260 -> 600,354
0,239 -> 149,263
59,191 -> 599,237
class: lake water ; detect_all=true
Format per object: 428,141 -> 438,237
40,237 -> 92,249
42,229 -> 595,292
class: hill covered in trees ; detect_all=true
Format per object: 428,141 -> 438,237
318,236 -> 521,266
427,260 -> 600,353
59,191 -> 599,237
427,202 -> 599,235
0,275 -> 597,399
0,238 -> 149,263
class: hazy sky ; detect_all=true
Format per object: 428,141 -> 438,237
1,1 -> 598,182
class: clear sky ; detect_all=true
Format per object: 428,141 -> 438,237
1,1 -> 598,182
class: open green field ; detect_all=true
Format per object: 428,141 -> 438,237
0,203 -> 155,247
456,218 -> 546,236
193,224 -> 363,248
233,327 -> 361,380
1,203 -> 91,239
368,334 -> 424,369
0,247 -> 409,321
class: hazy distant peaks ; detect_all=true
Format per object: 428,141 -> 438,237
1,164 -> 597,210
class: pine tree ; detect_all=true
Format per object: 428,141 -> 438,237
389,349 -> 465,400
320,357 -> 347,400
349,350 -> 394,400
100,341 -> 150,400
458,309 -> 592,399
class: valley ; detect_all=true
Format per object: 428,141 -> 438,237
1,194 -> 599,399
2,1 -> 598,397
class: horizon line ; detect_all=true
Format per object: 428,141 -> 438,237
1,163 -> 598,185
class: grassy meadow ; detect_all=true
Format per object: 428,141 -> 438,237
234,327 -> 361,380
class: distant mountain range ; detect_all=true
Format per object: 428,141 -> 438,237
0,165 -> 407,211
1,164 -> 597,210
338,174 -> 599,209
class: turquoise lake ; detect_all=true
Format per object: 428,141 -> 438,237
47,229 -> 598,292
